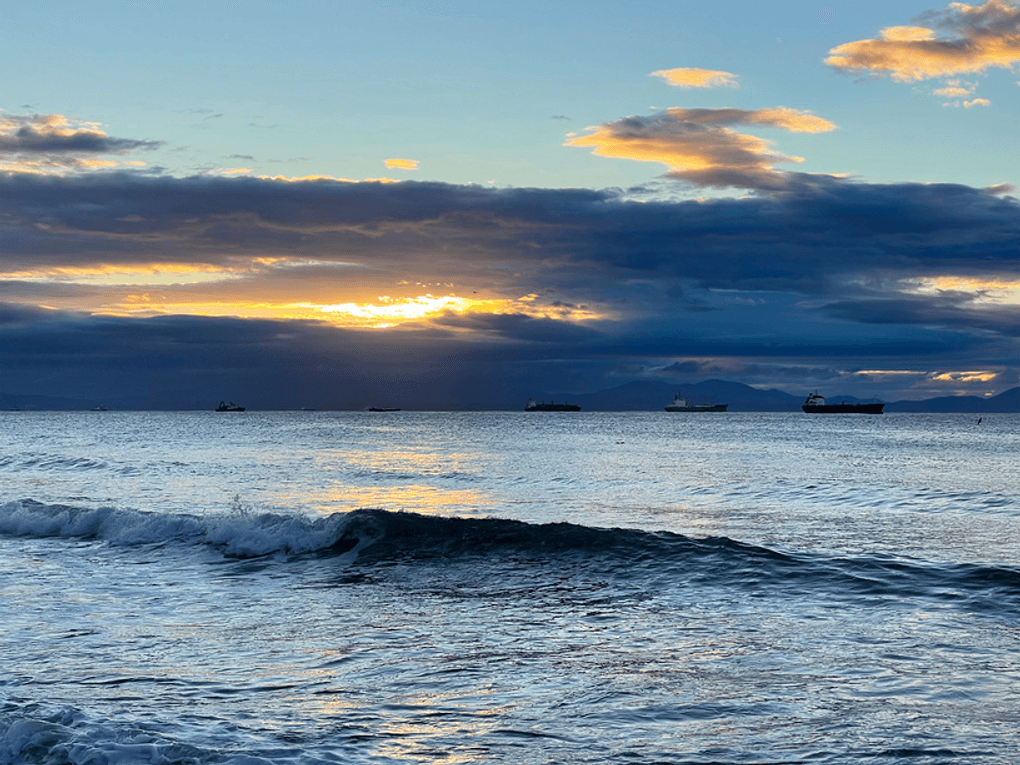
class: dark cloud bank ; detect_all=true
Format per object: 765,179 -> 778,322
1,172 -> 1019,408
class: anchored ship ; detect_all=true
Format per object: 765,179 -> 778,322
802,393 -> 884,414
664,394 -> 728,412
525,399 -> 581,412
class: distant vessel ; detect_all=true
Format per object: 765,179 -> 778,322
525,399 -> 581,412
802,393 -> 884,414
215,401 -> 246,412
664,394 -> 728,412
91,404 -> 108,412
368,407 -> 401,412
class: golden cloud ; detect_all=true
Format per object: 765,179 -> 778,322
906,275 -> 1020,305
650,68 -> 739,88
933,83 -> 977,97
385,158 -> 419,170
256,174 -> 359,183
931,370 -> 998,382
565,107 -> 835,190
826,0 -> 1020,84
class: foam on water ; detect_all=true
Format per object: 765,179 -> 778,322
0,499 -> 366,557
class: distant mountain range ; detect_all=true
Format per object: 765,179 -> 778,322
538,379 -> 1020,413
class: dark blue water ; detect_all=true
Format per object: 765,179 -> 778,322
2,412 -> 1019,763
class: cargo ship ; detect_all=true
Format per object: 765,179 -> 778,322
802,393 -> 884,414
664,394 -> 728,412
525,399 -> 581,412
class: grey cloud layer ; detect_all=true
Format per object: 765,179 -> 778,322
2,173 -> 1017,294
2,172 -> 1019,405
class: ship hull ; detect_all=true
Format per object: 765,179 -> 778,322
665,404 -> 728,412
802,403 -> 884,414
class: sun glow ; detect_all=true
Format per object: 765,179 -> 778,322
2,260 -> 605,328
87,293 -> 604,328
319,294 -> 474,321
316,294 -> 602,328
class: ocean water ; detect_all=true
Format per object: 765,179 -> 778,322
1,410 -> 1019,764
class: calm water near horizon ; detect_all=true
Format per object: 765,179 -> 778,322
2,411 -> 1019,763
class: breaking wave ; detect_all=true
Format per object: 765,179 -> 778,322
2,500 -> 1019,612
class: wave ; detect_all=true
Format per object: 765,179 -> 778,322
3,500 -> 1020,611
0,499 -> 364,558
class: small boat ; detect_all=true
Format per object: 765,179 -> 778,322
525,399 -> 581,412
368,407 -> 401,412
91,404 -> 108,412
215,401 -> 246,412
802,393 -> 884,414
664,394 -> 727,412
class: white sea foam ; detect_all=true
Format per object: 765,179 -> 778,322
0,499 -> 367,558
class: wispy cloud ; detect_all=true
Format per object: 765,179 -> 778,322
650,68 -> 739,89
826,0 -> 1020,104
385,158 -> 419,170
565,107 -> 836,190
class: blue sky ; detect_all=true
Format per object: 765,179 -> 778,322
2,0 -> 1019,407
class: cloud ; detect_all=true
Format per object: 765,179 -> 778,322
826,0 -> 1020,98
1,172 -> 1017,309
650,68 -> 740,89
2,172 -> 1019,405
0,112 -> 163,174
932,79 -> 997,106
385,158 -> 419,170
0,113 -> 162,154
565,107 -> 836,190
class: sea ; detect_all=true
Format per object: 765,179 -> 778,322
2,410 -> 1019,765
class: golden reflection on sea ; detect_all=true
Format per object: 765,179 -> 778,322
269,484 -> 491,517
258,443 -> 494,516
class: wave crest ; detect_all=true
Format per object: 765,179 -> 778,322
0,500 -> 361,558
4,502 -> 1020,613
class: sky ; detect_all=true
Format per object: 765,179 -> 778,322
2,0 -> 1020,409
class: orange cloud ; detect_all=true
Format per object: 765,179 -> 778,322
257,174 -> 359,183
826,0 -> 1020,88
650,68 -> 739,89
934,80 -> 978,96
385,158 -> 419,170
565,107 -> 835,190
